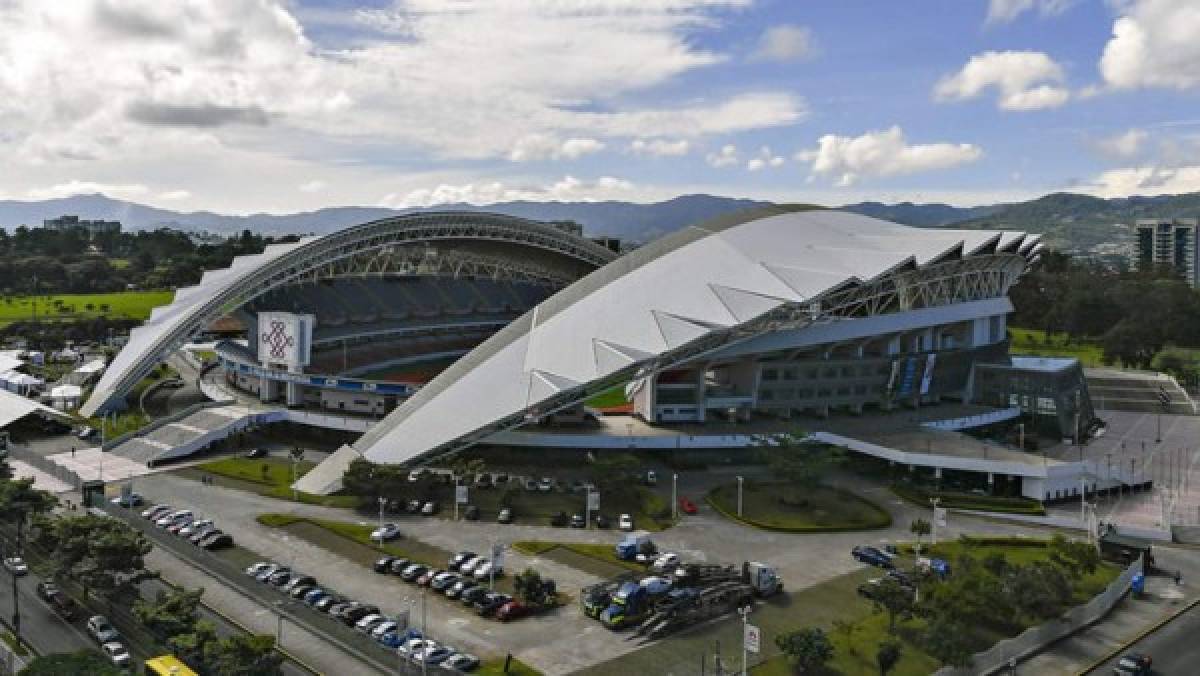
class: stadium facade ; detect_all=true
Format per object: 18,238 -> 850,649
87,205 -> 1105,501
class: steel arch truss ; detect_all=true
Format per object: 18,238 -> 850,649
82,212 -> 615,416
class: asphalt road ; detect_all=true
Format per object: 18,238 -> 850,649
1091,602 -> 1200,675
0,567 -> 96,659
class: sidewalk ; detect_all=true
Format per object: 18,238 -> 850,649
1020,546 -> 1200,673
146,546 -> 385,676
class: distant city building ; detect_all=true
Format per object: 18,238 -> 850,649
1134,218 -> 1198,286
42,214 -> 122,236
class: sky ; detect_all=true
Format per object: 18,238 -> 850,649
1,0 -> 1199,214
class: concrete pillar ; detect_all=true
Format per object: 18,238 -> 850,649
259,375 -> 275,402
816,404 -> 830,419
848,402 -> 863,415
934,467 -> 943,479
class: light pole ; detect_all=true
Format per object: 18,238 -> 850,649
738,604 -> 752,676
930,497 -> 941,545
1017,423 -> 1024,452
377,496 -> 387,550
736,476 -> 744,517
3,540 -> 20,648
672,473 -> 678,520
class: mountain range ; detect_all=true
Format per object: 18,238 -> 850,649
3,190 -> 1198,254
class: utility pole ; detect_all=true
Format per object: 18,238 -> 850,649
930,497 -> 941,545
377,496 -> 386,550
736,476 -> 744,517
672,473 -> 678,520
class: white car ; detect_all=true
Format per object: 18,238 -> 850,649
618,513 -> 634,531
444,653 -> 481,672
399,637 -> 432,659
370,523 -> 402,542
178,519 -> 214,537
102,641 -> 131,667
3,557 -> 28,576
355,613 -> 387,633
538,477 -> 554,492
651,552 -> 680,572
87,615 -> 120,643
245,562 -> 273,577
639,576 -> 672,595
371,620 -> 399,639
473,560 -> 502,580
156,509 -> 192,527
458,556 -> 483,575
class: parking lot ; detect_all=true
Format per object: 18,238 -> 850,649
105,460 -> 1047,675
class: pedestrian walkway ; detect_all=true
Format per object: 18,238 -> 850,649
7,459 -> 74,493
1021,546 -> 1200,673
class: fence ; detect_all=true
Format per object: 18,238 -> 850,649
7,443 -> 82,491
101,503 -> 468,675
932,554 -> 1143,676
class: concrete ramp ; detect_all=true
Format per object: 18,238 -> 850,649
292,444 -> 362,495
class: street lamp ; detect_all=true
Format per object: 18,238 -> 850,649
929,497 -> 941,545
736,476 -> 744,517
377,496 -> 387,550
672,473 -> 678,520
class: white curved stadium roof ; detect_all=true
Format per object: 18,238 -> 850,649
352,206 -> 1039,466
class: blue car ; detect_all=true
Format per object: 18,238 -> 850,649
303,588 -> 329,605
379,628 -> 422,648
851,545 -> 895,569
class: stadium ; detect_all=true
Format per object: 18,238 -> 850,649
84,205 -> 1113,503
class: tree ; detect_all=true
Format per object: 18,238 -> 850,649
910,518 -> 931,555
19,650 -> 123,675
0,478 -> 57,550
1047,534 -> 1100,580
831,618 -> 859,656
134,587 -> 204,641
877,641 -> 902,676
923,617 -> 975,667
168,619 -> 219,670
775,627 -> 834,673
587,453 -> 640,503
761,434 -> 842,487
869,578 -> 915,634
0,458 -> 12,481
203,633 -> 284,676
30,513 -> 154,597
513,568 -> 556,606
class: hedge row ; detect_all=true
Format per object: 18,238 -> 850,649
705,486 -> 893,533
890,483 -> 1046,516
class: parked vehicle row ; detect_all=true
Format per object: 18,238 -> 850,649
139,504 -> 234,550
35,581 -> 78,621
246,558 -> 481,671
371,552 -> 530,622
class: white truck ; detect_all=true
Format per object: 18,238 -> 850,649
744,561 -> 784,597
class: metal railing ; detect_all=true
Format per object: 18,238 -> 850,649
102,400 -> 234,452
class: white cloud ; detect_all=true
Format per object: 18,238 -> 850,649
0,0 -> 802,207
986,0 -> 1075,25
1083,165 -> 1200,198
26,180 -> 149,199
935,51 -> 1070,110
380,175 -> 636,208
746,146 -> 785,171
509,135 -> 605,162
298,180 -> 327,193
158,189 -> 191,200
795,126 -> 982,187
705,144 -> 739,168
1093,128 -> 1148,159
1100,0 -> 1200,90
629,138 -> 691,157
751,24 -> 816,62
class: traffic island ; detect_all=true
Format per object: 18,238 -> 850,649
706,481 -> 892,532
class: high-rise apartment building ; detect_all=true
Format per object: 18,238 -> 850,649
1134,218 -> 1199,286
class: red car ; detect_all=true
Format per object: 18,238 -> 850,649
495,600 -> 531,622
679,497 -> 698,515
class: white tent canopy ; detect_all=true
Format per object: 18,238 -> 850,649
0,387 -> 68,428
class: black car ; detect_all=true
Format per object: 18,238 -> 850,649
448,551 -> 476,571
201,533 -> 233,550
446,579 -> 477,599
1114,653 -> 1152,675
245,448 -> 268,459
550,511 -> 568,527
474,592 -> 512,617
464,505 -> 480,521
268,571 -> 294,587
595,514 -> 611,529
851,545 -> 895,569
189,527 -> 220,544
461,586 -> 490,606
497,508 -> 513,524
570,513 -> 585,528
400,564 -> 429,582
374,556 -> 396,573
389,558 -> 412,575
341,605 -> 379,626
289,584 -> 314,599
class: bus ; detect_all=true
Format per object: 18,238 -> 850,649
144,655 -> 199,676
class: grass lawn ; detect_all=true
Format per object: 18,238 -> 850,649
890,483 -> 1046,516
0,290 -> 174,326
185,457 -> 359,508
478,657 -> 543,675
1008,327 -> 1105,367
400,481 -> 673,531
585,384 -> 629,409
512,541 -> 644,577
708,481 -> 892,532
256,513 -> 453,570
